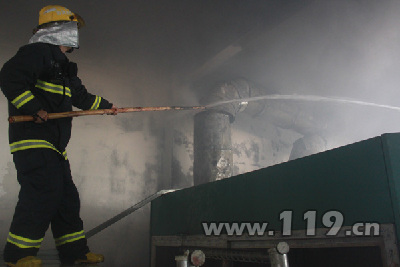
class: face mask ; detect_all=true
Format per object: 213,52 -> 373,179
29,21 -> 79,48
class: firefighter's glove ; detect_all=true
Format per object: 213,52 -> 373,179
33,109 -> 48,123
107,105 -> 118,115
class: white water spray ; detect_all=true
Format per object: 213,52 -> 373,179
206,94 -> 400,112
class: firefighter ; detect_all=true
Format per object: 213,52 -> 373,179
0,5 -> 118,266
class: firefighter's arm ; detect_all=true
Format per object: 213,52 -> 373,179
0,45 -> 48,118
70,73 -> 117,113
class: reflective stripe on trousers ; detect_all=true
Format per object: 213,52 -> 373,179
55,230 -> 85,247
10,139 -> 68,160
7,232 -> 43,249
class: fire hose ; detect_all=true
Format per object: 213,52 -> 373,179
86,189 -> 177,239
8,106 -> 206,123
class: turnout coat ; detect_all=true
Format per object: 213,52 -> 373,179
0,42 -> 113,158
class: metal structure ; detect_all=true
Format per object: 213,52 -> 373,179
193,111 -> 233,185
153,225 -> 397,266
173,242 -> 290,267
151,133 -> 400,266
193,78 -> 327,186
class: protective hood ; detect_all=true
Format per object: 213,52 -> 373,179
29,21 -> 79,48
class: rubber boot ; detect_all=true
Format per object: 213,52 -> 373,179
6,256 -> 42,267
75,252 -> 104,264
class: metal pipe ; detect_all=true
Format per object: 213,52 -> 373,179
193,111 -> 232,185
193,78 -> 326,185
268,242 -> 290,267
86,189 -> 176,239
193,79 -> 255,185
175,257 -> 188,267
200,79 -> 258,121
175,251 -> 189,267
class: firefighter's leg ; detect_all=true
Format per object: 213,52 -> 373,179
51,159 -> 97,264
3,149 -> 64,264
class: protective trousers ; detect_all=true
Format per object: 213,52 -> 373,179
3,149 -> 89,263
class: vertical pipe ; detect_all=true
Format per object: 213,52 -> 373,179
175,256 -> 188,267
193,111 -> 233,186
268,242 -> 290,267
175,251 -> 189,267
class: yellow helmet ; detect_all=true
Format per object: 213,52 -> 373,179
37,5 -> 85,29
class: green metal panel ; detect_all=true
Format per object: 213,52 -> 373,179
151,135 -> 397,236
381,133 -> 400,243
